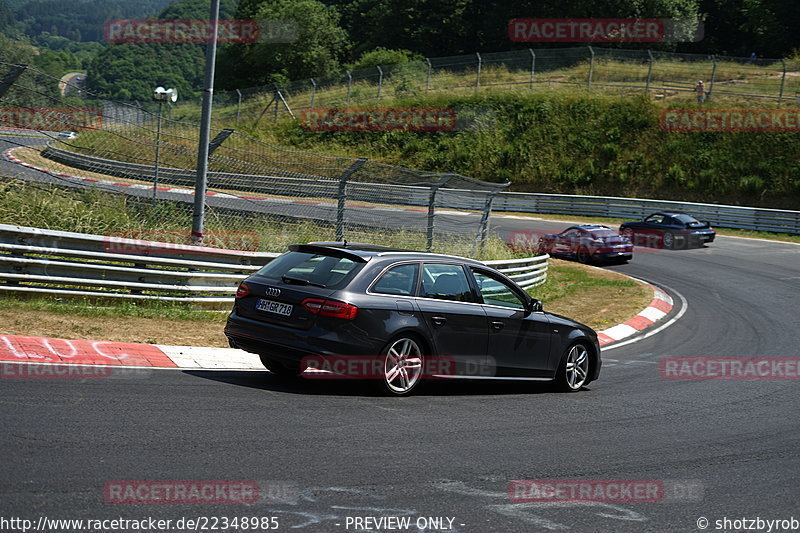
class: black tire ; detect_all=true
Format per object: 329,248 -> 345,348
576,247 -> 593,264
259,355 -> 303,377
553,342 -> 591,392
377,335 -> 426,396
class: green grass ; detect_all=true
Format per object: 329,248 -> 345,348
0,296 -> 226,321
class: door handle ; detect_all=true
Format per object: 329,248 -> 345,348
431,316 -> 447,327
490,321 -> 505,331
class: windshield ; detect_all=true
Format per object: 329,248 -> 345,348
256,251 -> 361,289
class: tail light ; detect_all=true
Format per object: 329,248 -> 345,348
235,283 -> 250,299
301,298 -> 358,319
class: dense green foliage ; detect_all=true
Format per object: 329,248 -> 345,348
262,92 -> 800,209
85,0 -> 238,100
5,0 -> 171,41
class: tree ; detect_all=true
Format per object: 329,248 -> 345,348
218,0 -> 350,88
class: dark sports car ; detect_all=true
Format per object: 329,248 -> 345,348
224,242 -> 601,395
537,224 -> 633,264
620,212 -> 715,249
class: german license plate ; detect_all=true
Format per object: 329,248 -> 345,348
256,299 -> 293,317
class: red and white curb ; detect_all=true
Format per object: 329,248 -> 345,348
3,146 -> 471,217
0,283 -> 674,372
597,283 -> 673,347
0,334 -> 262,371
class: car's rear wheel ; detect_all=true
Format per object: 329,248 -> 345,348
576,247 -> 592,264
662,231 -> 675,249
553,343 -> 590,392
259,355 -> 303,377
380,336 -> 425,396
622,227 -> 634,240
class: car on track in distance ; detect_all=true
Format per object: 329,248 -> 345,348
224,242 -> 601,396
620,212 -> 715,249
537,224 -> 633,264
56,131 -> 76,140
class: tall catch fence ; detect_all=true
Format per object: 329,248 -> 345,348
212,46 -> 800,123
0,62 -> 509,258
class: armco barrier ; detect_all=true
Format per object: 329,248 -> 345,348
0,224 -> 548,304
40,145 -> 800,234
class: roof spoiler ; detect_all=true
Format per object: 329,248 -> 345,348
288,244 -> 370,263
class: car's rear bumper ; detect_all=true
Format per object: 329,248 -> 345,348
224,310 -> 383,367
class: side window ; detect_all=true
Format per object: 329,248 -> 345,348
645,215 -> 664,224
372,263 -> 419,296
471,269 -> 526,310
421,264 -> 475,303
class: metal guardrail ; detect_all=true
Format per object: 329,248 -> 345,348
41,146 -> 800,235
0,224 -> 549,304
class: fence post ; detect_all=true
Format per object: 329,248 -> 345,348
235,89 -> 242,124
335,158 -> 368,242
645,50 -> 654,93
346,70 -> 352,105
376,66 -> 383,103
310,78 -> 316,107
476,52 -> 482,91
587,46 -> 595,88
426,174 -> 455,252
425,58 -> 432,91
708,55 -> 717,101
529,49 -> 536,88
779,58 -> 787,102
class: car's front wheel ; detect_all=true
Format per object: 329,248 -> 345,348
662,231 -> 675,249
576,247 -> 593,264
380,336 -> 425,396
553,343 -> 591,392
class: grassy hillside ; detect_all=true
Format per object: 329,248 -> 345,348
235,91 -> 800,209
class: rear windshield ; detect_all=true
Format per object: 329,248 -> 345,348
589,230 -> 618,238
673,214 -> 701,225
255,251 -> 362,289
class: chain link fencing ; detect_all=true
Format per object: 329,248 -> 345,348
0,62 -> 510,259
213,46 -> 800,123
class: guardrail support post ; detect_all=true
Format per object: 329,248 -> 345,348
529,49 -> 536,88
425,58 -> 432,91
335,158 -> 368,242
645,50 -> 654,93
426,174 -> 455,252
476,53 -> 482,92
376,66 -> 383,103
310,78 -> 317,107
588,46 -> 595,88
346,70 -> 352,105
472,193 -> 498,257
779,58 -> 786,102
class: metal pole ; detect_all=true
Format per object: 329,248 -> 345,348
376,66 -> 383,103
235,89 -> 242,124
645,50 -> 654,93
472,193 -> 497,258
779,58 -> 787,102
476,52 -> 482,91
191,0 -> 220,245
310,78 -> 317,107
425,58 -> 432,91
346,70 -> 352,105
529,49 -> 535,88
335,158 -> 368,242
152,99 -> 163,199
708,54 -> 717,101
588,46 -> 595,88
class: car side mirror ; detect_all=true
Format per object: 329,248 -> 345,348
528,298 -> 543,313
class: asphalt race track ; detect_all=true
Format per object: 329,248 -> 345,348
2,135 -> 799,532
